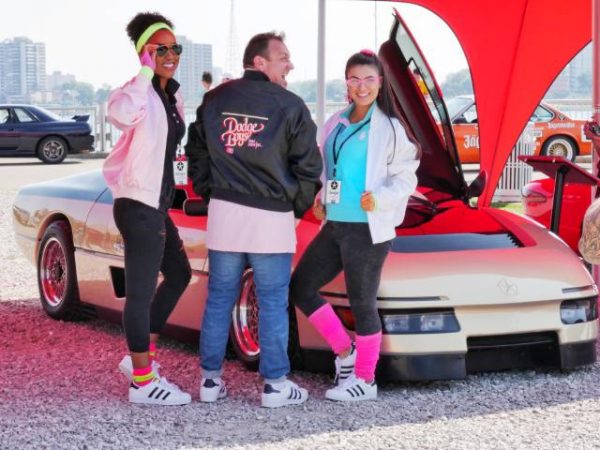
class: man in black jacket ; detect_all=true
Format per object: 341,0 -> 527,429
186,32 -> 322,408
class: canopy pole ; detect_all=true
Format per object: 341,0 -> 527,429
316,0 -> 326,140
592,0 -> 600,282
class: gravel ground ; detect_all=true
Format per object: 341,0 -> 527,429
3,188 -> 600,450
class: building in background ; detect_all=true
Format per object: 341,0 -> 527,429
47,70 -> 76,91
569,43 -> 592,95
0,37 -> 47,103
175,35 -> 212,106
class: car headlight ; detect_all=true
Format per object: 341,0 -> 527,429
560,297 -> 598,324
381,309 -> 460,334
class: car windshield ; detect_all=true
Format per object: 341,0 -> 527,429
446,97 -> 473,120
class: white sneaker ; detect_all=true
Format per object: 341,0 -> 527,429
261,380 -> 308,408
118,355 -> 161,381
200,377 -> 227,402
334,343 -> 356,385
129,377 -> 191,406
325,374 -> 377,402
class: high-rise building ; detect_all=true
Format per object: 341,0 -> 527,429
0,37 -> 47,103
569,43 -> 592,94
175,35 -> 212,106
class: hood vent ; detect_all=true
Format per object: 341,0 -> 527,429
391,232 -> 522,253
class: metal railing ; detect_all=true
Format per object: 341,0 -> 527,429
47,100 -> 592,153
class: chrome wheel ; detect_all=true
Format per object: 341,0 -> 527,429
543,136 -> 576,161
40,237 -> 67,308
231,270 -> 260,360
38,137 -> 67,164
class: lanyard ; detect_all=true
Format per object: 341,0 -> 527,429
331,118 -> 371,179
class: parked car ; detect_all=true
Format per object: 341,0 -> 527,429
521,178 -> 590,253
0,104 -> 94,164
13,12 -> 597,381
448,96 -> 591,163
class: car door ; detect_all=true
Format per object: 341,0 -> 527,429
0,107 -> 19,151
452,104 -> 480,164
12,107 -> 40,152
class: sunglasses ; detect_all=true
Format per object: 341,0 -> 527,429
148,44 -> 183,57
346,76 -> 382,88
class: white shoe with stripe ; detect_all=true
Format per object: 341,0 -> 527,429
325,374 -> 377,402
129,377 -> 192,406
200,377 -> 227,402
261,380 -> 309,408
334,343 -> 356,385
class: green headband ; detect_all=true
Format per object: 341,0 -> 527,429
135,22 -> 173,53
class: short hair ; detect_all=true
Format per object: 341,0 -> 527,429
126,12 -> 174,45
202,71 -> 213,84
242,32 -> 285,68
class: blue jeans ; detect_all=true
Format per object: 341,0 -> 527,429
200,250 -> 292,383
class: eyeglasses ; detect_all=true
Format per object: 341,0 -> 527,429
148,44 -> 183,57
346,76 -> 381,88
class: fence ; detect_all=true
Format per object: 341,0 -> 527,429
47,100 -> 592,154
492,123 -> 535,202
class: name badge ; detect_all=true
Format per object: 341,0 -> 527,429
174,145 -> 187,186
326,179 -> 342,204
173,160 -> 188,186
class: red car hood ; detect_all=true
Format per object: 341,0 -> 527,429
380,0 -> 591,205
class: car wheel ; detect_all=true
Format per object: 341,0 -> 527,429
230,269 -> 260,371
37,221 -> 81,320
541,136 -> 578,161
37,136 -> 68,164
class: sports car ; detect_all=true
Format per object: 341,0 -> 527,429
0,104 -> 94,164
449,96 -> 591,163
12,12 -> 597,381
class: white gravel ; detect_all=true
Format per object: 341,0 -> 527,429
2,188 -> 600,450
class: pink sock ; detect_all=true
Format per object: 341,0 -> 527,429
149,342 -> 157,363
355,332 -> 382,382
308,303 -> 352,355
132,365 -> 154,387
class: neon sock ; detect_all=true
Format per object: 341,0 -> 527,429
149,342 -> 157,364
133,365 -> 154,387
355,332 -> 382,382
308,303 -> 352,355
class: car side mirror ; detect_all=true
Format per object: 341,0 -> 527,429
467,170 -> 486,199
183,198 -> 208,216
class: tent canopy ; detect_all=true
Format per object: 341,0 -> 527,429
390,0 -> 591,205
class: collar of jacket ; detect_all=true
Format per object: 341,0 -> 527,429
152,76 -> 180,98
243,69 -> 270,82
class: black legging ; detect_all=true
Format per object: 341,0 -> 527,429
113,198 -> 192,352
290,221 -> 391,336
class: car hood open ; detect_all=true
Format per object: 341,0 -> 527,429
376,0 -> 591,206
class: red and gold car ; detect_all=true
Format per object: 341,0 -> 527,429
448,96 -> 591,163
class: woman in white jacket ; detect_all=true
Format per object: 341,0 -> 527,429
290,50 -> 419,402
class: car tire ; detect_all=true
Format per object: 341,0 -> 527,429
37,136 -> 68,164
230,269 -> 260,371
229,269 -> 304,371
37,221 -> 82,320
541,135 -> 578,161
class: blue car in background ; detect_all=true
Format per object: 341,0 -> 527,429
0,104 -> 94,164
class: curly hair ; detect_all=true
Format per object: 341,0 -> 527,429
125,12 -> 174,45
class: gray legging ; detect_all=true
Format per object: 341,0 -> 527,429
113,198 -> 192,353
290,221 -> 391,335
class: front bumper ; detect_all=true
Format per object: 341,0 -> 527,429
302,337 -> 597,381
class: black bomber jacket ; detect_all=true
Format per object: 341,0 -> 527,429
185,70 -> 323,218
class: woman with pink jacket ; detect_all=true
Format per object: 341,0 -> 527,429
102,11 -> 191,406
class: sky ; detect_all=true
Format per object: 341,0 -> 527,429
1,0 -> 468,90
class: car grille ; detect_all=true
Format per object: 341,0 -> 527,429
466,332 -> 559,373
391,232 -> 522,253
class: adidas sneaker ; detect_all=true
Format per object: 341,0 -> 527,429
129,377 -> 191,406
200,377 -> 227,402
261,379 -> 308,408
325,374 -> 377,402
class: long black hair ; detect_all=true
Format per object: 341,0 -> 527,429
345,50 -> 421,161
345,49 -> 398,121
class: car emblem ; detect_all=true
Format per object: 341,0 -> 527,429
497,278 -> 518,297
